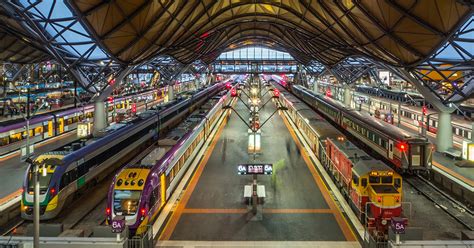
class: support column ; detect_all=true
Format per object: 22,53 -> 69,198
436,111 -> 453,152
93,100 -> 107,136
312,79 -> 319,94
471,122 -> 474,142
194,78 -> 200,90
344,85 -> 352,107
168,84 -> 174,101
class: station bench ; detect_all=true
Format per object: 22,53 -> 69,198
444,148 -> 462,160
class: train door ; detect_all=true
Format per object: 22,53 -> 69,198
47,120 -> 54,138
58,118 -> 64,134
388,139 -> 394,160
410,145 -> 422,168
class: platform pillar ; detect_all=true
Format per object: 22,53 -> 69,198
436,111 -> 453,152
168,84 -> 174,101
471,122 -> 474,142
194,79 -> 200,90
93,100 -> 107,136
312,80 -> 319,94
343,85 -> 351,107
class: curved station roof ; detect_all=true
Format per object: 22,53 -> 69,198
69,0 -> 471,67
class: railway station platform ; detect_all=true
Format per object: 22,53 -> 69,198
157,91 -> 359,246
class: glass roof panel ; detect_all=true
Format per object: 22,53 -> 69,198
19,0 -> 107,60
217,47 -> 294,60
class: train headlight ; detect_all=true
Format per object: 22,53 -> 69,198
381,219 -> 388,225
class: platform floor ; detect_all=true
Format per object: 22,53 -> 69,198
159,93 -> 357,243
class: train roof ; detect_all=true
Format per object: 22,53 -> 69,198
296,109 -> 325,122
328,137 -> 372,163
140,147 -> 168,166
297,85 -> 426,142
352,159 -> 394,177
345,109 -> 424,141
307,120 -> 343,140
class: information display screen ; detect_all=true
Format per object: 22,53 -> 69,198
238,164 -> 273,175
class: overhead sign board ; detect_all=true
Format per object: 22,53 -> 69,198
238,164 -> 273,175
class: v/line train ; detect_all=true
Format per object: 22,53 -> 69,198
106,87 -> 233,235
0,88 -> 166,157
282,81 -> 432,173
21,83 -> 224,220
321,82 -> 472,145
272,83 -> 405,240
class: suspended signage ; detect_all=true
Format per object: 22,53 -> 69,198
77,122 -> 91,138
237,164 -> 273,175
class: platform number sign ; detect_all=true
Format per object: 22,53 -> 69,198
391,217 -> 405,234
111,217 -> 125,233
238,164 -> 273,175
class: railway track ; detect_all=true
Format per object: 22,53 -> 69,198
405,175 -> 474,231
0,144 -> 158,237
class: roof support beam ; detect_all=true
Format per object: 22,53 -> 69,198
389,67 -> 455,113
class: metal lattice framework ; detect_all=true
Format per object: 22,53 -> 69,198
0,0 -> 472,105
1,1 -> 123,94
410,17 -> 474,104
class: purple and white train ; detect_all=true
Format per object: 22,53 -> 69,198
105,86 -> 233,235
21,83 -> 225,220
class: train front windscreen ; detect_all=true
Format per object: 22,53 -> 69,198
27,158 -> 60,194
113,190 -> 141,216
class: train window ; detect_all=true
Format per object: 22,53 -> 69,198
381,176 -> 392,184
10,133 -> 23,142
369,176 -> 380,184
352,175 -> 359,186
113,190 -> 141,215
361,178 -> 367,187
149,190 -> 157,207
0,136 -> 9,146
394,178 -> 401,189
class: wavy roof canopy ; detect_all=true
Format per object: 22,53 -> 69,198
0,6 -> 51,63
69,0 -> 471,66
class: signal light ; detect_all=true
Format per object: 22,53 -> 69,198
50,188 -> 56,196
140,208 -> 146,216
106,207 -> 111,215
273,89 -> 280,98
231,88 -> 237,97
377,196 -> 382,203
108,96 -> 114,104
326,89 -> 332,97
398,142 -> 408,151
422,105 -> 427,115
131,103 -> 137,113
225,82 -> 231,90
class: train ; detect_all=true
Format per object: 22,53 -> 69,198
272,83 -> 404,240
0,88 -> 166,157
320,82 -> 472,145
281,81 -> 433,173
21,83 -> 225,220
106,87 -> 233,235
